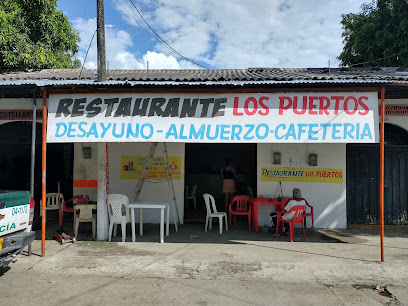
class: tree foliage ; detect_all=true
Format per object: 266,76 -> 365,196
0,0 -> 81,69
338,0 -> 408,67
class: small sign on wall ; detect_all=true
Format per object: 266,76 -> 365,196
0,110 -> 43,120
261,167 -> 343,183
382,105 -> 408,116
121,155 -> 181,180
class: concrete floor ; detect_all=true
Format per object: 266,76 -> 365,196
1,222 -> 407,305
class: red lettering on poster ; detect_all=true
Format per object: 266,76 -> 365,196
279,97 -> 292,115
319,97 -> 330,115
233,97 -> 243,116
244,97 -> 257,115
258,96 -> 269,116
358,96 -> 369,115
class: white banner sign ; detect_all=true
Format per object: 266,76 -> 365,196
47,92 -> 379,143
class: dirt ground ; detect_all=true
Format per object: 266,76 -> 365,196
1,223 -> 407,305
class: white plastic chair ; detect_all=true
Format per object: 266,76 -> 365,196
185,184 -> 198,210
203,193 -> 228,234
39,193 -> 64,219
107,194 -> 131,242
73,204 -> 97,240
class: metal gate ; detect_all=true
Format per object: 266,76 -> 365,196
347,144 -> 408,224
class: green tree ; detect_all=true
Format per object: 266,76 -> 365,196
338,0 -> 408,67
0,0 -> 81,69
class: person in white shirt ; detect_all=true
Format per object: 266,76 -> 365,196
280,188 -> 306,222
271,188 -> 306,235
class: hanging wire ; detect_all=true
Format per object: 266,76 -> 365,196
115,0 -> 209,69
78,29 -> 97,80
81,0 -> 89,19
347,48 -> 408,67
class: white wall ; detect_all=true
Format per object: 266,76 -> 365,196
73,143 -> 98,201
257,143 -> 347,228
108,142 -> 185,224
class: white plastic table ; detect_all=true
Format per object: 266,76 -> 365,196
129,201 -> 170,243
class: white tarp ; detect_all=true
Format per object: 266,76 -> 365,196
47,92 -> 379,143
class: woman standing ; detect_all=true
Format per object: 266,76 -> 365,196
221,161 -> 236,212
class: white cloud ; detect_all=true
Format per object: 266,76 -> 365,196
113,0 -> 367,68
143,51 -> 180,69
73,17 -> 181,70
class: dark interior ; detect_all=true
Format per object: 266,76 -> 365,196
0,121 -> 73,229
184,143 -> 257,222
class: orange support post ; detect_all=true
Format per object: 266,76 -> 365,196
380,87 -> 385,262
41,89 -> 47,257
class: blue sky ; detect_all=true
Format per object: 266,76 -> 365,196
58,0 -> 367,70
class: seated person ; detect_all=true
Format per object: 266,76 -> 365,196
271,188 -> 306,235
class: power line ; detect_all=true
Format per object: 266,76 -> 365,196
116,0 -> 209,69
81,0 -> 89,19
348,48 -> 408,67
78,29 -> 97,79
115,0 -> 161,43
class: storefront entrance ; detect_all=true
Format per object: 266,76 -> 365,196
0,121 -> 74,228
184,143 -> 257,222
346,123 -> 408,225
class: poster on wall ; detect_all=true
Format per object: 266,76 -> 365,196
261,167 -> 343,183
47,92 -> 379,143
121,155 -> 181,180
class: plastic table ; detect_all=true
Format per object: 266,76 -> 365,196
129,200 -> 170,243
251,198 -> 286,232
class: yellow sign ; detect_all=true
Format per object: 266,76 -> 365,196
121,155 -> 181,180
260,167 -> 343,183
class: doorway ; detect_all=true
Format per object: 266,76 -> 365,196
184,143 -> 257,222
0,121 -> 74,227
346,123 -> 408,225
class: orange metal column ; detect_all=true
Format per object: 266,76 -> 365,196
41,89 -> 47,257
380,87 -> 385,262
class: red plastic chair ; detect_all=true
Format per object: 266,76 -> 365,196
229,195 -> 251,231
61,195 -> 89,225
287,197 -> 314,232
302,198 -> 314,232
275,205 -> 306,242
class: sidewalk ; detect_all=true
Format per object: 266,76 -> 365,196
1,224 -> 407,305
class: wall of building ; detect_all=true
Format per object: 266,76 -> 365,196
108,142 -> 185,223
4,96 -> 408,228
73,143 -> 99,200
383,99 -> 408,130
0,98 -> 43,125
73,142 -> 185,224
257,143 -> 347,228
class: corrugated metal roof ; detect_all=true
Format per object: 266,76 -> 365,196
105,67 -> 408,82
1,79 -> 405,88
0,69 -> 94,81
1,68 -> 408,87
0,80 -> 95,86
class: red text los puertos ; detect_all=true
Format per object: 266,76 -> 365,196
232,95 -> 369,116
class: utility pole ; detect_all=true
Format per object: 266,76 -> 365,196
97,0 -> 106,82
96,0 -> 108,241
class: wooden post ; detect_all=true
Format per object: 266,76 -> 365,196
41,88 -> 47,257
380,86 -> 385,262
97,0 -> 106,82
